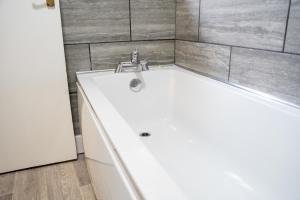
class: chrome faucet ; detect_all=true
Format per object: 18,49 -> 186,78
115,49 -> 149,73
131,48 -> 139,65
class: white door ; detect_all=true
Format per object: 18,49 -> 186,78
0,0 -> 77,173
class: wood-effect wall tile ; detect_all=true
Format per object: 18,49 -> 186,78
175,40 -> 230,81
64,44 -> 91,93
131,0 -> 175,40
230,48 -> 300,105
176,0 -> 199,40
285,0 -> 300,54
91,41 -> 175,70
199,0 -> 289,51
60,0 -> 130,43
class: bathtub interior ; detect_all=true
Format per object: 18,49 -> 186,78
91,67 -> 300,200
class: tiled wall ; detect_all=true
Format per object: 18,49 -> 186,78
60,0 -> 176,135
62,0 -> 300,135
175,0 -> 300,106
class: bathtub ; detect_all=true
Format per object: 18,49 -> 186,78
77,65 -> 300,200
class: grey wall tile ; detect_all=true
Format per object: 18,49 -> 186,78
175,40 -> 230,81
230,48 -> 300,105
131,0 -> 175,40
285,0 -> 300,54
90,41 -> 175,70
60,0 -> 130,43
176,0 -> 199,41
199,0 -> 289,51
70,93 -> 80,136
64,44 -> 91,93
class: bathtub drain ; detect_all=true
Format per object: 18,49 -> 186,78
130,78 -> 143,92
139,132 -> 151,137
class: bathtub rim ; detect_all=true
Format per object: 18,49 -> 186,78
76,64 -> 300,111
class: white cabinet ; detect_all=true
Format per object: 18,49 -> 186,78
78,85 -> 139,200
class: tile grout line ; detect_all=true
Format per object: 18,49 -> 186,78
63,38 -> 175,46
88,43 -> 92,71
174,0 -> 177,63
129,0 -> 132,41
174,40 -> 176,64
175,39 -> 300,56
174,0 -> 177,40
282,0 -> 292,52
198,0 -> 201,41
228,46 -> 232,81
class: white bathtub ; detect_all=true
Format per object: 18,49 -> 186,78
77,65 -> 300,200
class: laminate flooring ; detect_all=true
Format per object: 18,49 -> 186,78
0,154 -> 96,200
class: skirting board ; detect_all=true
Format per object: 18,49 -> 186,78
75,134 -> 85,154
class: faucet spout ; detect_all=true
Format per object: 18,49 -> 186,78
131,48 -> 139,64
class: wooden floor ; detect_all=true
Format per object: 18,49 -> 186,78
0,154 -> 96,200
